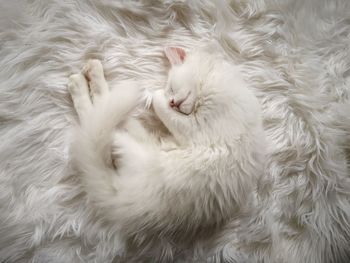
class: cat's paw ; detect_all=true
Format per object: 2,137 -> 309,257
68,73 -> 88,97
152,89 -> 167,109
82,59 -> 104,81
82,59 -> 109,99
68,73 -> 92,119
152,89 -> 165,100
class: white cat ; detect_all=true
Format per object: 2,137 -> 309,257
68,46 -> 265,251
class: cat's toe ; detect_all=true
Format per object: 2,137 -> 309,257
82,59 -> 109,98
68,73 -> 88,97
82,59 -> 104,81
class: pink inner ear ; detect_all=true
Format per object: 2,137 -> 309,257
164,47 -> 186,66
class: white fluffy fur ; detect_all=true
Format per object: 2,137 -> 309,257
68,49 -> 265,260
0,0 -> 350,262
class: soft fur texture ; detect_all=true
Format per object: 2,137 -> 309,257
0,0 -> 350,262
67,48 -> 265,260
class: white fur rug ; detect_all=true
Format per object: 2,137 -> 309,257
1,0 -> 350,262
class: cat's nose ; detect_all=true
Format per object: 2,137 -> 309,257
169,98 -> 184,108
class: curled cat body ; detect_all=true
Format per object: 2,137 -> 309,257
68,46 -> 266,258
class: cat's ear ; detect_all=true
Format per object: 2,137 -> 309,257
164,47 -> 186,66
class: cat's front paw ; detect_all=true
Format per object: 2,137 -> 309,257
152,89 -> 167,110
152,89 -> 165,103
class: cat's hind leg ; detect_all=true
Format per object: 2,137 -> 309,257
68,73 -> 92,120
82,59 -> 141,126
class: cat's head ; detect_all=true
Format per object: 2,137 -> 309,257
163,46 -> 239,118
163,46 -> 262,142
163,46 -> 234,117
163,47 -> 200,115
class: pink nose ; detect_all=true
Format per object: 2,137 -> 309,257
169,99 -> 176,107
169,99 -> 184,108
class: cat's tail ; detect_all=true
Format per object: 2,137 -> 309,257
70,82 -> 141,206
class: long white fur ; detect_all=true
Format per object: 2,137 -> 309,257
0,0 -> 350,262
68,51 -> 265,261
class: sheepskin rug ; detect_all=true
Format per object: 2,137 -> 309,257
1,0 -> 350,262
